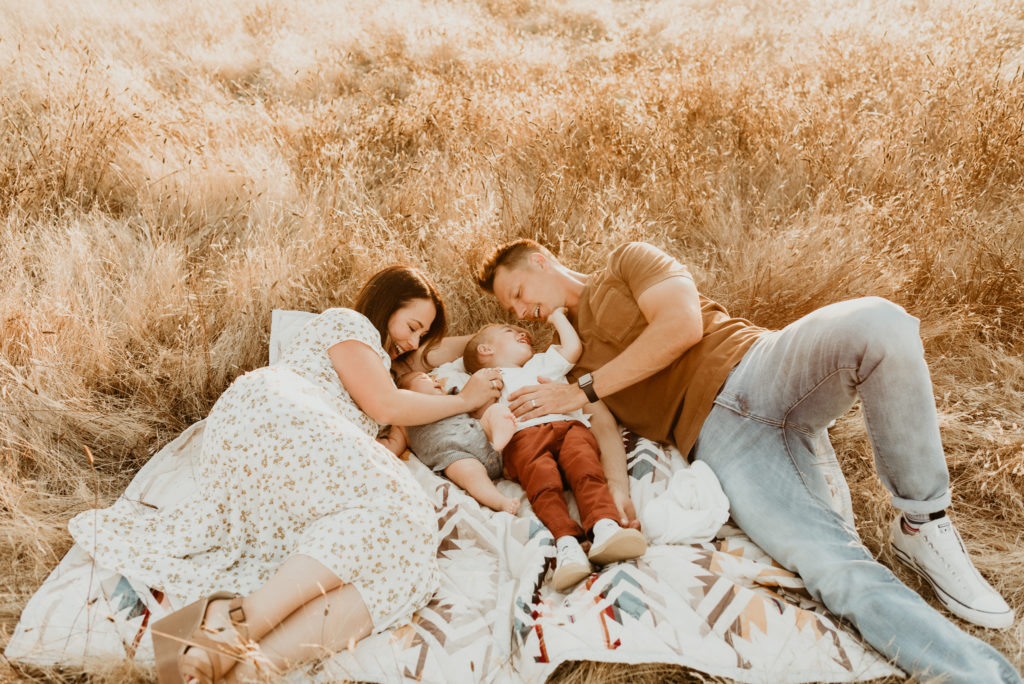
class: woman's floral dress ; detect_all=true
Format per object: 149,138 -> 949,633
69,308 -> 440,630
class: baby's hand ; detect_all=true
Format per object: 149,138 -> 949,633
546,307 -> 568,324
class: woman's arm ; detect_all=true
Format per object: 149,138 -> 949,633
329,340 -> 499,426
396,334 -> 474,375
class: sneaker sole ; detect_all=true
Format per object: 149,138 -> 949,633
892,545 -> 1014,629
552,562 -> 592,593
588,529 -> 647,566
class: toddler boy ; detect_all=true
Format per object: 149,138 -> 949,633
463,308 -> 646,591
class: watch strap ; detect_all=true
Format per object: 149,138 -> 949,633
577,373 -> 599,402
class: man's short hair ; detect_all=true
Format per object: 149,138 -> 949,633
462,325 -> 500,373
475,239 -> 553,293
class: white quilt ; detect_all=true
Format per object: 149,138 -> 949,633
5,312 -> 898,683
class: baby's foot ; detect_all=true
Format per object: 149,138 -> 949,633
498,496 -> 520,515
483,404 -> 517,451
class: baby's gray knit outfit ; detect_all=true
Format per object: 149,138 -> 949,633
406,414 -> 503,479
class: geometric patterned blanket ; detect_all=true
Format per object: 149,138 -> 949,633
6,423 -> 900,683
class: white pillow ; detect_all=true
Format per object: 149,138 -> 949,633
269,309 -> 317,364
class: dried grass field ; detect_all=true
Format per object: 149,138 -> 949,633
2,0 -> 1023,681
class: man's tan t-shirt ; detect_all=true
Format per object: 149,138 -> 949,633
570,242 -> 765,457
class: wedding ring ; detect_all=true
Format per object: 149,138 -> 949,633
491,379 -> 498,389
531,399 -> 537,409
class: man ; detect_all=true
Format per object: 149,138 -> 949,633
475,239 -> 1020,684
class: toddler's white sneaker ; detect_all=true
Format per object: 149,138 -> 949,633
552,536 -> 592,592
588,518 -> 647,566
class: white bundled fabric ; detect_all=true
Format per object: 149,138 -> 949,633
640,460 -> 730,544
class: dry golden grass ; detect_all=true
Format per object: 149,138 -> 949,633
1,0 -> 1022,681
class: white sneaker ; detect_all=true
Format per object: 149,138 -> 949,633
588,519 -> 647,566
552,537 -> 592,592
890,516 -> 1014,629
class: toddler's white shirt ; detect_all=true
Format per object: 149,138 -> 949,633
499,348 -> 592,432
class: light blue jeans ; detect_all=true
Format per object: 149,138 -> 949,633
693,297 -> 1021,684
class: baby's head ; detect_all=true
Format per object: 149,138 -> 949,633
463,324 -> 534,373
398,371 -> 446,395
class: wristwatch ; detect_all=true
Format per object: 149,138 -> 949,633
577,373 -> 599,402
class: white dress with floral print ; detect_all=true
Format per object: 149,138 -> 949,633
69,308 -> 440,630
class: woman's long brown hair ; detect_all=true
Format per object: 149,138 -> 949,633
352,265 -> 447,364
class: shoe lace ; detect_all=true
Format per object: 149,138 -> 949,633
923,524 -> 977,582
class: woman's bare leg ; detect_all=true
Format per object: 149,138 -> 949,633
179,554 -> 345,681
445,459 -> 520,514
225,583 -> 373,683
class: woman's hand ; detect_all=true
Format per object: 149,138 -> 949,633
458,368 -> 503,411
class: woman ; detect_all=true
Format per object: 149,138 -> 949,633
68,266 -> 504,683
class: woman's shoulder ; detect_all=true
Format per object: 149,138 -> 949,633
302,308 -> 383,350
314,307 -> 373,330
317,306 -> 363,320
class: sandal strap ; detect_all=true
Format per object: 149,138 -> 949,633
186,630 -> 240,682
226,596 -> 248,640
179,592 -> 249,683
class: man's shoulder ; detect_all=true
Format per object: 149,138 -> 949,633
599,241 -> 689,290
604,242 -> 686,280
607,241 -> 668,265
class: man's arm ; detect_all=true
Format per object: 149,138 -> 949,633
587,400 -> 639,529
509,275 -> 703,418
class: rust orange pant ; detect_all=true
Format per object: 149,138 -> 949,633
503,420 -> 620,540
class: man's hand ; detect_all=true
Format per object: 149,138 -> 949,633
608,480 -> 640,530
507,376 -> 588,419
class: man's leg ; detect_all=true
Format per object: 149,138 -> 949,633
717,297 -> 949,509
694,297 -> 1019,683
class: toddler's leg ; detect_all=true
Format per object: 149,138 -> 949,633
445,458 -> 520,514
479,403 -> 517,451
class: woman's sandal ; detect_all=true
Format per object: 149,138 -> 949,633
151,590 -> 249,684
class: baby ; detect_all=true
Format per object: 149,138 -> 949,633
463,308 -> 646,592
397,371 -> 520,515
